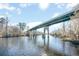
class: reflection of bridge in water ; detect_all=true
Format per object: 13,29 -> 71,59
27,4 -> 79,55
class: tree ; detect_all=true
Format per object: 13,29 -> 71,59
70,18 -> 79,39
18,22 -> 26,31
0,17 -> 6,28
11,26 -> 20,36
0,17 -> 7,37
17,22 -> 26,35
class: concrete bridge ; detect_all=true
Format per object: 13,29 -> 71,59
28,4 -> 79,40
27,4 -> 79,55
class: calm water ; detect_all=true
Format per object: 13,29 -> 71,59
0,35 -> 77,56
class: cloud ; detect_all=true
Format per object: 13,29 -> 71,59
0,15 -> 5,18
0,1 -> 78,11
0,12 -> 11,18
19,3 -> 32,8
56,3 -> 78,10
38,3 -> 49,10
27,22 -> 42,29
27,0 -> 50,10
5,12 -> 13,17
27,21 -> 44,32
27,0 -> 79,3
52,13 -> 60,18
56,3 -> 65,9
19,2 -> 49,10
0,3 -> 22,15
16,8 -> 21,15
19,3 -> 27,8
0,3 -> 16,11
66,3 -> 78,9
0,0 -> 79,3
27,0 -> 78,10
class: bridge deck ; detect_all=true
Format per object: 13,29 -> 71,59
28,5 -> 79,31
29,10 -> 75,31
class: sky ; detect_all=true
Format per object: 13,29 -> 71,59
0,3 -> 78,32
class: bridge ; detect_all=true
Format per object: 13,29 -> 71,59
27,4 -> 79,55
28,4 -> 79,39
29,11 -> 74,31
28,4 -> 79,31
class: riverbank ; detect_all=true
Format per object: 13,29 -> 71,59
0,35 -> 28,38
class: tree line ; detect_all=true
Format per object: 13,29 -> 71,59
51,18 -> 79,40
0,17 -> 27,37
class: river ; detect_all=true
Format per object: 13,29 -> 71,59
0,35 -> 77,56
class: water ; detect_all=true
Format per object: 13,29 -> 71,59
0,35 -> 77,56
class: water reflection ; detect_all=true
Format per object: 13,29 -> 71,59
36,35 -> 77,56
0,35 -> 78,56
0,38 -> 8,55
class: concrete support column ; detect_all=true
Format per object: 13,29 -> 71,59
43,27 -> 46,46
29,31 -> 32,39
47,27 -> 49,50
43,26 -> 50,49
33,30 -> 34,39
35,30 -> 37,39
33,30 -> 37,39
44,27 -> 46,39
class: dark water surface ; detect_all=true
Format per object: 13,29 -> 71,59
0,35 -> 77,56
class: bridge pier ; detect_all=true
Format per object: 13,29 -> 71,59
33,30 -> 37,40
29,31 -> 33,40
47,27 -> 49,50
43,27 -> 46,46
32,30 -> 37,44
43,26 -> 49,49
32,30 -> 35,40
35,30 -> 37,40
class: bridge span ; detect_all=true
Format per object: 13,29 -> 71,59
27,4 -> 79,54
28,4 -> 79,31
28,4 -> 79,39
